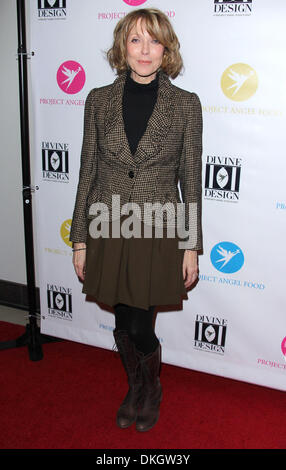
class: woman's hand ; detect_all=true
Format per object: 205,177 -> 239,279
72,242 -> 86,282
183,250 -> 198,288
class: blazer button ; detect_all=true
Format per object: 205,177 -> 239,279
128,170 -> 134,178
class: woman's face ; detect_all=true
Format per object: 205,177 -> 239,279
126,18 -> 165,84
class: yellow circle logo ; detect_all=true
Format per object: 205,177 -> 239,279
221,63 -> 258,101
61,219 -> 72,247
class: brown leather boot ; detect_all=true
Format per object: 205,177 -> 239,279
113,329 -> 144,429
135,343 -> 162,432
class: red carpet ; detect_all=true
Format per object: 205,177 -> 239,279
0,321 -> 285,450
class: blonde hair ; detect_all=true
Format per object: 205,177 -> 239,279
106,8 -> 183,79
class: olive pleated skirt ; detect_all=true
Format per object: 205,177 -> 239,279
82,214 -> 188,310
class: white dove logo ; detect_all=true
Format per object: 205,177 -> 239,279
215,245 -> 240,269
211,241 -> 244,273
60,65 -> 82,90
221,63 -> 258,101
226,68 -> 254,97
57,60 -> 86,94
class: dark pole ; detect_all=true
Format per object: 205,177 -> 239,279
0,0 -> 59,360
17,0 -> 43,361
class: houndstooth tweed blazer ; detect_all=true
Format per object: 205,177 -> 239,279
69,70 -> 203,250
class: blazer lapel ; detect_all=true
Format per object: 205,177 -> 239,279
104,70 -> 175,166
134,71 -> 175,164
104,71 -> 135,167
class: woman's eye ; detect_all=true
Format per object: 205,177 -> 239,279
131,38 -> 139,43
152,39 -> 160,44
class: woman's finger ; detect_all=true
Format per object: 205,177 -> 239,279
184,268 -> 198,288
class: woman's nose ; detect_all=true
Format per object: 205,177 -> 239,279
141,40 -> 150,55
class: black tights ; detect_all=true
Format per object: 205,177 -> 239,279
113,303 -> 159,355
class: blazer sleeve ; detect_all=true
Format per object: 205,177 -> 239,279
69,88 -> 97,244
178,92 -> 203,251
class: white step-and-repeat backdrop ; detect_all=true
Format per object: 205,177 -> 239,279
28,0 -> 286,391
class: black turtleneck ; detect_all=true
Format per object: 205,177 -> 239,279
122,70 -> 159,156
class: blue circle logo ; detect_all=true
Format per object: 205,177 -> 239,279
210,241 -> 244,273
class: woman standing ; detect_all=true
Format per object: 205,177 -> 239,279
70,8 -> 203,432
